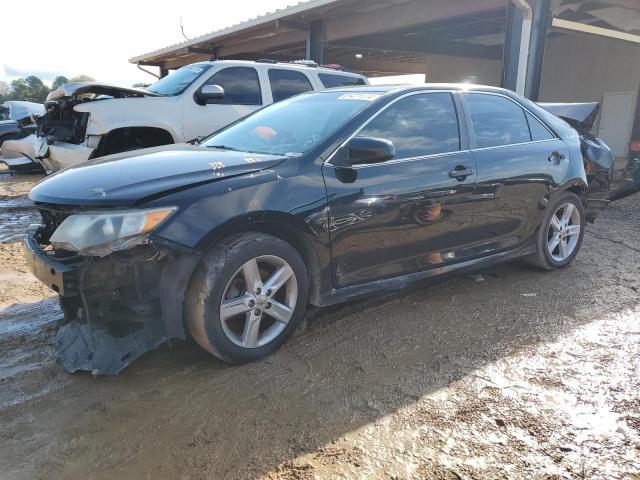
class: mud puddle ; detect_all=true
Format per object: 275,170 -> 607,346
0,197 -> 39,243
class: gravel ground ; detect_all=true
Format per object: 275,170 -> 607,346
0,167 -> 638,480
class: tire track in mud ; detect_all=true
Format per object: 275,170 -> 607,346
0,172 -> 60,408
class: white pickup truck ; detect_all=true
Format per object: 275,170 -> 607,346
10,60 -> 367,172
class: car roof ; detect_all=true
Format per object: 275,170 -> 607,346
325,83 -> 517,96
196,59 -> 366,77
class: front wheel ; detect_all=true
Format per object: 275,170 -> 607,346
185,233 -> 308,364
526,192 -> 585,271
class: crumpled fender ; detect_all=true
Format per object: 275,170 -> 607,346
73,96 -> 182,141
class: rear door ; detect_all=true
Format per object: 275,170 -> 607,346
323,91 -> 477,288
184,66 -> 264,141
462,92 -> 571,254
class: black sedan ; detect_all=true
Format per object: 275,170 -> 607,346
25,85 -> 613,374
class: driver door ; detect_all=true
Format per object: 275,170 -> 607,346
183,66 -> 264,142
323,92 -> 477,288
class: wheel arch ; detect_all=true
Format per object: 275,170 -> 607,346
95,126 -> 176,156
557,178 -> 589,202
192,212 -> 326,307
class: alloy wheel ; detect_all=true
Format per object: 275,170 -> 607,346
219,255 -> 298,348
547,202 -> 581,262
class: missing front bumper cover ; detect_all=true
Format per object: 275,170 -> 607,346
24,227 -> 198,375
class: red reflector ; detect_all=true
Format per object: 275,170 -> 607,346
630,140 -> 640,152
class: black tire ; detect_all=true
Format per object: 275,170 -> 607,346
185,232 -> 308,364
525,192 -> 585,271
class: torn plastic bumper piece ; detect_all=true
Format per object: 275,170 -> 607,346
0,135 -> 44,173
54,318 -> 167,375
24,226 -> 199,375
0,153 -> 42,172
42,141 -> 94,172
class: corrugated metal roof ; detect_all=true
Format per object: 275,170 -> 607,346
129,0 -> 342,63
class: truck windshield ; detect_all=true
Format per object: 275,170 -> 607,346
202,91 -> 380,156
147,63 -> 211,96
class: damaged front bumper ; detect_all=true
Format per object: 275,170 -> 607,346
34,135 -> 96,173
0,134 -> 44,173
24,225 -> 199,375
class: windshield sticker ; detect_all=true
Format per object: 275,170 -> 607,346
337,93 -> 381,101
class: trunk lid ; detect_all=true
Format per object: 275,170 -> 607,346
538,102 -> 600,133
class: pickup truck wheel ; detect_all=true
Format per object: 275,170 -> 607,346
525,192 -> 585,271
185,233 -> 308,364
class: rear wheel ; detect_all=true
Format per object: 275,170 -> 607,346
185,233 -> 308,364
526,192 -> 585,271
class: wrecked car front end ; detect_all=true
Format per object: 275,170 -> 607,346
0,101 -> 46,172
25,145 -> 286,374
34,83 -> 159,172
25,204 -> 199,374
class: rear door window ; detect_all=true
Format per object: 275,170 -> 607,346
203,67 -> 262,105
268,69 -> 314,102
465,93 -> 531,148
356,92 -> 460,159
319,73 -> 366,88
526,111 -> 555,141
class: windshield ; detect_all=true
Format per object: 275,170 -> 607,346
202,91 -> 380,155
147,63 -> 211,96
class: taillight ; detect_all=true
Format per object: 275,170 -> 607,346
629,140 -> 640,152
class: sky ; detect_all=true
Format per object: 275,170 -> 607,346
1,0 -> 299,87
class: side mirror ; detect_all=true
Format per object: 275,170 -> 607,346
347,136 -> 395,165
196,84 -> 224,104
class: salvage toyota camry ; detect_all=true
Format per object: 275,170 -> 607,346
25,85 -> 614,374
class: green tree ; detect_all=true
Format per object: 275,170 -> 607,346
23,76 -> 50,102
69,74 -> 95,83
0,81 -> 8,103
52,75 -> 70,90
5,76 -> 50,102
8,78 -> 28,101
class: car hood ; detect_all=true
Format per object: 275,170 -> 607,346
46,82 -> 159,101
2,101 -> 45,120
29,144 -> 287,206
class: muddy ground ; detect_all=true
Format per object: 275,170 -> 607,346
0,166 -> 639,480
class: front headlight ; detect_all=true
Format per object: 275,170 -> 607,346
50,207 -> 177,256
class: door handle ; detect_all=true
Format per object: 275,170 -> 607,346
548,151 -> 565,165
449,166 -> 474,180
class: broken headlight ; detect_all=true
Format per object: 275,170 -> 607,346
50,207 -> 177,256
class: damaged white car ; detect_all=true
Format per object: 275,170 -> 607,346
0,101 -> 45,172
30,60 -> 367,172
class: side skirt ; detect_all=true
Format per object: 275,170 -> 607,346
319,242 -> 537,307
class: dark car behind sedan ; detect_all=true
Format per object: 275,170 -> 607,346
25,84 -> 614,374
